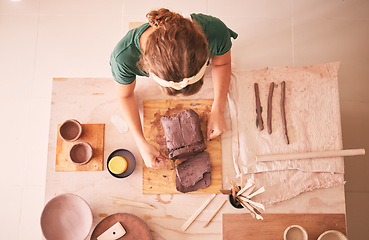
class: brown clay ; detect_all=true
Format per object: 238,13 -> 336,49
254,83 -> 264,131
59,119 -> 82,142
267,82 -> 274,134
281,81 -> 290,144
69,142 -> 93,165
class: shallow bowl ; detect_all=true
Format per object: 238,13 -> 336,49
40,193 -> 93,240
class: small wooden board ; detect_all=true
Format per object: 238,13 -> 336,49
55,124 -> 104,171
143,99 -> 222,194
223,213 -> 346,240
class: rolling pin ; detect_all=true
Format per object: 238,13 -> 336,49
256,149 -> 365,162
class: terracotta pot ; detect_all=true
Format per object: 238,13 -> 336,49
69,142 -> 93,165
59,119 -> 82,142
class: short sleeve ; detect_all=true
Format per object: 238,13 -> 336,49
191,13 -> 238,58
110,53 -> 136,85
207,18 -> 238,57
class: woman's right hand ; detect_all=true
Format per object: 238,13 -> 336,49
138,140 -> 166,169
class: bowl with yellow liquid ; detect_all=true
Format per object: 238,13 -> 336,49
107,149 -> 136,178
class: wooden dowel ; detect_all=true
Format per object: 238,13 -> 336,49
110,197 -> 155,209
203,199 -> 227,228
256,149 -> 366,162
181,194 -> 217,231
267,82 -> 274,134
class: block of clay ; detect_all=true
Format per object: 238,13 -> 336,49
176,172 -> 211,193
176,151 -> 211,187
160,109 -> 206,159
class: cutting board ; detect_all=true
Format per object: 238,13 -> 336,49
55,124 -> 105,171
142,99 -> 222,194
223,213 -> 346,240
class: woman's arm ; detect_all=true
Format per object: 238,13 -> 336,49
207,50 -> 232,140
116,81 -> 165,168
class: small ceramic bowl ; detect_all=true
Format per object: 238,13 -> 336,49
69,142 -> 93,165
107,149 -> 136,178
59,119 -> 82,142
284,225 -> 308,240
40,193 -> 93,240
317,230 -> 348,240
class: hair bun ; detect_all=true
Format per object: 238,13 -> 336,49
146,8 -> 182,28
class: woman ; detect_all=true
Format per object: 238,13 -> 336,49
110,8 -> 237,168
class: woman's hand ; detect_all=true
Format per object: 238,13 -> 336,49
138,140 -> 166,169
207,107 -> 227,141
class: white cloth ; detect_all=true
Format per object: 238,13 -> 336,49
228,62 -> 345,204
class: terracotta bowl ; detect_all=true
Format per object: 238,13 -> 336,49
40,193 -> 93,240
69,142 -> 93,165
59,119 -> 82,142
317,230 -> 348,240
107,149 -> 136,178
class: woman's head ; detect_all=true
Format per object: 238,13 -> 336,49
141,8 -> 209,96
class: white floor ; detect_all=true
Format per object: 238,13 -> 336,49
0,0 -> 368,239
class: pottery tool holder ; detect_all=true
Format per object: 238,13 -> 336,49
55,124 -> 105,171
142,99 -> 222,194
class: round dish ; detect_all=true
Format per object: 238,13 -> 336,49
59,119 -> 82,142
107,149 -> 136,178
69,142 -> 93,165
40,193 -> 93,240
284,225 -> 308,240
90,213 -> 152,240
317,230 -> 348,240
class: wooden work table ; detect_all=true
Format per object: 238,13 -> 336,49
45,75 -> 346,239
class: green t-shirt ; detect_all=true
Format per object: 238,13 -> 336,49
110,13 -> 238,85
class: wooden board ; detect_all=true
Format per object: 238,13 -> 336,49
223,213 -> 347,240
143,99 -> 222,194
56,124 -> 104,171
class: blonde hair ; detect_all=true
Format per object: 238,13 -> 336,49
140,8 -> 209,96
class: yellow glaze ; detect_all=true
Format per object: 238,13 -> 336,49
109,156 -> 128,174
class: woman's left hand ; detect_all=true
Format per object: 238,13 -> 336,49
207,108 -> 227,141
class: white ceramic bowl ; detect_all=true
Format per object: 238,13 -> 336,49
40,193 -> 93,240
318,230 -> 348,240
284,225 -> 308,240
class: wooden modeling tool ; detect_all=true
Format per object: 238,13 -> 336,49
181,194 -> 217,231
203,199 -> 227,228
110,197 -> 155,209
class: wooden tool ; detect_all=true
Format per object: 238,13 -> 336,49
203,199 -> 227,228
223,214 -> 346,240
181,194 -> 217,231
110,197 -> 155,209
256,149 -> 366,162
